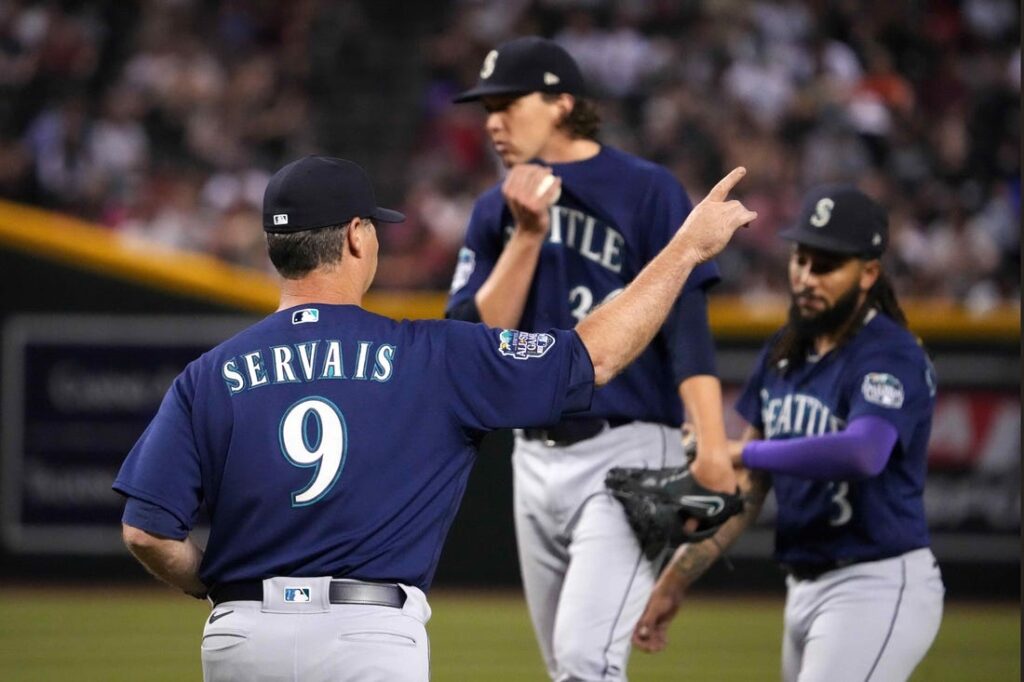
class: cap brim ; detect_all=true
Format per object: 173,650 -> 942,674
371,207 -> 406,223
452,84 -> 530,103
778,226 -> 862,255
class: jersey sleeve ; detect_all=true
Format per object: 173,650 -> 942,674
735,343 -> 772,432
445,193 -> 505,316
444,322 -> 595,431
638,168 -> 721,292
663,287 -> 717,385
122,497 -> 190,539
845,343 -> 936,451
112,368 -> 203,536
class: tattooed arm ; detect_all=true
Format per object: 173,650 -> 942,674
632,426 -> 770,653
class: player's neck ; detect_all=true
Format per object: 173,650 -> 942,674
276,268 -> 366,311
536,136 -> 600,164
812,334 -> 839,357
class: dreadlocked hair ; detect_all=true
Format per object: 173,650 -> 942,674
770,272 -> 907,373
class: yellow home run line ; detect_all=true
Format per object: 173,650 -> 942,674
0,199 -> 1017,339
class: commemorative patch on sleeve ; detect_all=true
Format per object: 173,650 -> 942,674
861,372 -> 904,409
449,247 -> 476,294
497,329 -> 556,360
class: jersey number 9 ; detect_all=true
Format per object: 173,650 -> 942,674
279,397 -> 348,507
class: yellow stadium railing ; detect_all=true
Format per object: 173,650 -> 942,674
0,199 -> 1017,343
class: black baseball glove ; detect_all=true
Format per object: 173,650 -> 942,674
604,463 -> 744,561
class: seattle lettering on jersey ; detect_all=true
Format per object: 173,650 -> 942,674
760,389 -> 846,439
503,206 -> 625,274
221,340 -> 397,394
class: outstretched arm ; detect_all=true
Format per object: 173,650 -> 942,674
577,168 -> 756,387
633,426 -> 770,653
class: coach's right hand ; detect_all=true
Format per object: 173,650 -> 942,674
677,167 -> 756,263
502,163 -> 561,237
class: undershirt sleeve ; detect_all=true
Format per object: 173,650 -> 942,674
741,415 -> 898,480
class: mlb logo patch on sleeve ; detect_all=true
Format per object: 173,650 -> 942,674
292,308 -> 319,324
498,329 -> 556,360
861,372 -> 904,408
284,587 -> 311,602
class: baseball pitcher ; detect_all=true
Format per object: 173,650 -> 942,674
446,36 -> 741,681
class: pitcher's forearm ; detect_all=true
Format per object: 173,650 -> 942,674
475,231 -> 546,328
680,375 -> 737,490
680,376 -> 728,453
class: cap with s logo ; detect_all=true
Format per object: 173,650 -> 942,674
779,185 -> 888,258
452,36 -> 586,103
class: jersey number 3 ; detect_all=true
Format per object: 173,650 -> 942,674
279,397 -> 348,507
828,481 -> 853,527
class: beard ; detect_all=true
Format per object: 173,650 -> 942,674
788,282 -> 863,340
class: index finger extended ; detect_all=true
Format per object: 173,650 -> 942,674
706,166 -> 747,202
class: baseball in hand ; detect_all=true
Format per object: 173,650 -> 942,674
536,174 -> 561,204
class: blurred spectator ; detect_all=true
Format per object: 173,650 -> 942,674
0,0 -> 1017,307
23,94 -> 99,209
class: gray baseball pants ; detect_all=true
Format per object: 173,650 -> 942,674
513,422 -> 684,681
201,578 -> 431,681
782,547 -> 944,682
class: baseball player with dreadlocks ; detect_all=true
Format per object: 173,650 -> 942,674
634,186 -> 945,681
446,37 -> 738,680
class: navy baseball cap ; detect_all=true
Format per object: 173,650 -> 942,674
779,185 -> 888,259
263,155 -> 405,233
453,36 -> 586,103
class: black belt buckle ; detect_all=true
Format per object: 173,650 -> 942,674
523,418 -> 614,446
783,563 -> 832,581
782,559 -> 856,581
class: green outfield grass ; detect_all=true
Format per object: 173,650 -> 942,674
0,588 -> 1017,681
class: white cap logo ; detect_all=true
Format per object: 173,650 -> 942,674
872,233 -> 882,246
273,213 -> 289,225
543,71 -> 560,86
480,50 -> 497,79
809,198 -> 834,228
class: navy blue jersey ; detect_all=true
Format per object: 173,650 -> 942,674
735,312 -> 936,565
447,145 -> 719,427
114,305 -> 594,591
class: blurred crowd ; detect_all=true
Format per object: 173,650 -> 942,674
0,0 -> 1019,309
0,0 -> 316,268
